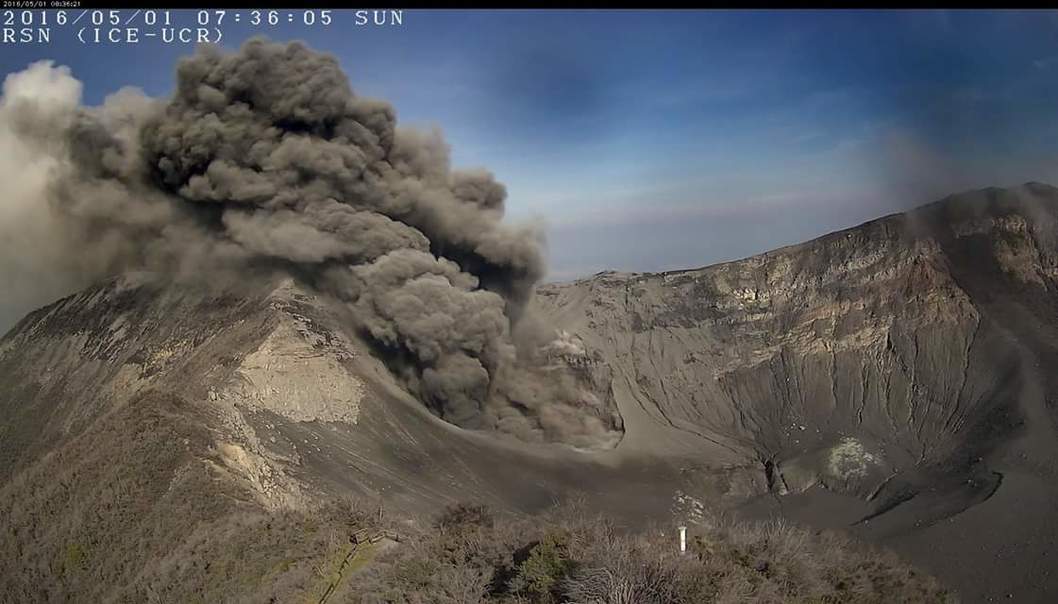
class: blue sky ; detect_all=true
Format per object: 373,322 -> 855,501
4,9 -> 1058,280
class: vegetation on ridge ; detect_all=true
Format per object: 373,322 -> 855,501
354,501 -> 954,604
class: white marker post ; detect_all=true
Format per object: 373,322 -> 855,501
678,525 -> 687,554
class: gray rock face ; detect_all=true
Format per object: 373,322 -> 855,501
537,183 -> 1058,506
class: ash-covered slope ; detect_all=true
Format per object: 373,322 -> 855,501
536,182 -> 1058,600
538,182 -> 1058,498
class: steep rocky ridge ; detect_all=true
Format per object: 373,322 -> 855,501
537,183 -> 1058,499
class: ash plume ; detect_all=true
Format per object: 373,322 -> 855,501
0,39 -> 621,448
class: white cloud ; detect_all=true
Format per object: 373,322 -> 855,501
0,61 -> 85,331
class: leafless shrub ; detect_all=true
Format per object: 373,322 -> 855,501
355,498 -> 954,604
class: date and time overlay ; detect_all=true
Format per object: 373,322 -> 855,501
0,7 -> 405,45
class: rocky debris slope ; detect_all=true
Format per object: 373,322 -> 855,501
535,183 -> 1058,519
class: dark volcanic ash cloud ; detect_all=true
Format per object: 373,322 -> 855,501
0,39 -> 621,448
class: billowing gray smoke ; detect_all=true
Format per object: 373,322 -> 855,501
0,39 -> 621,448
